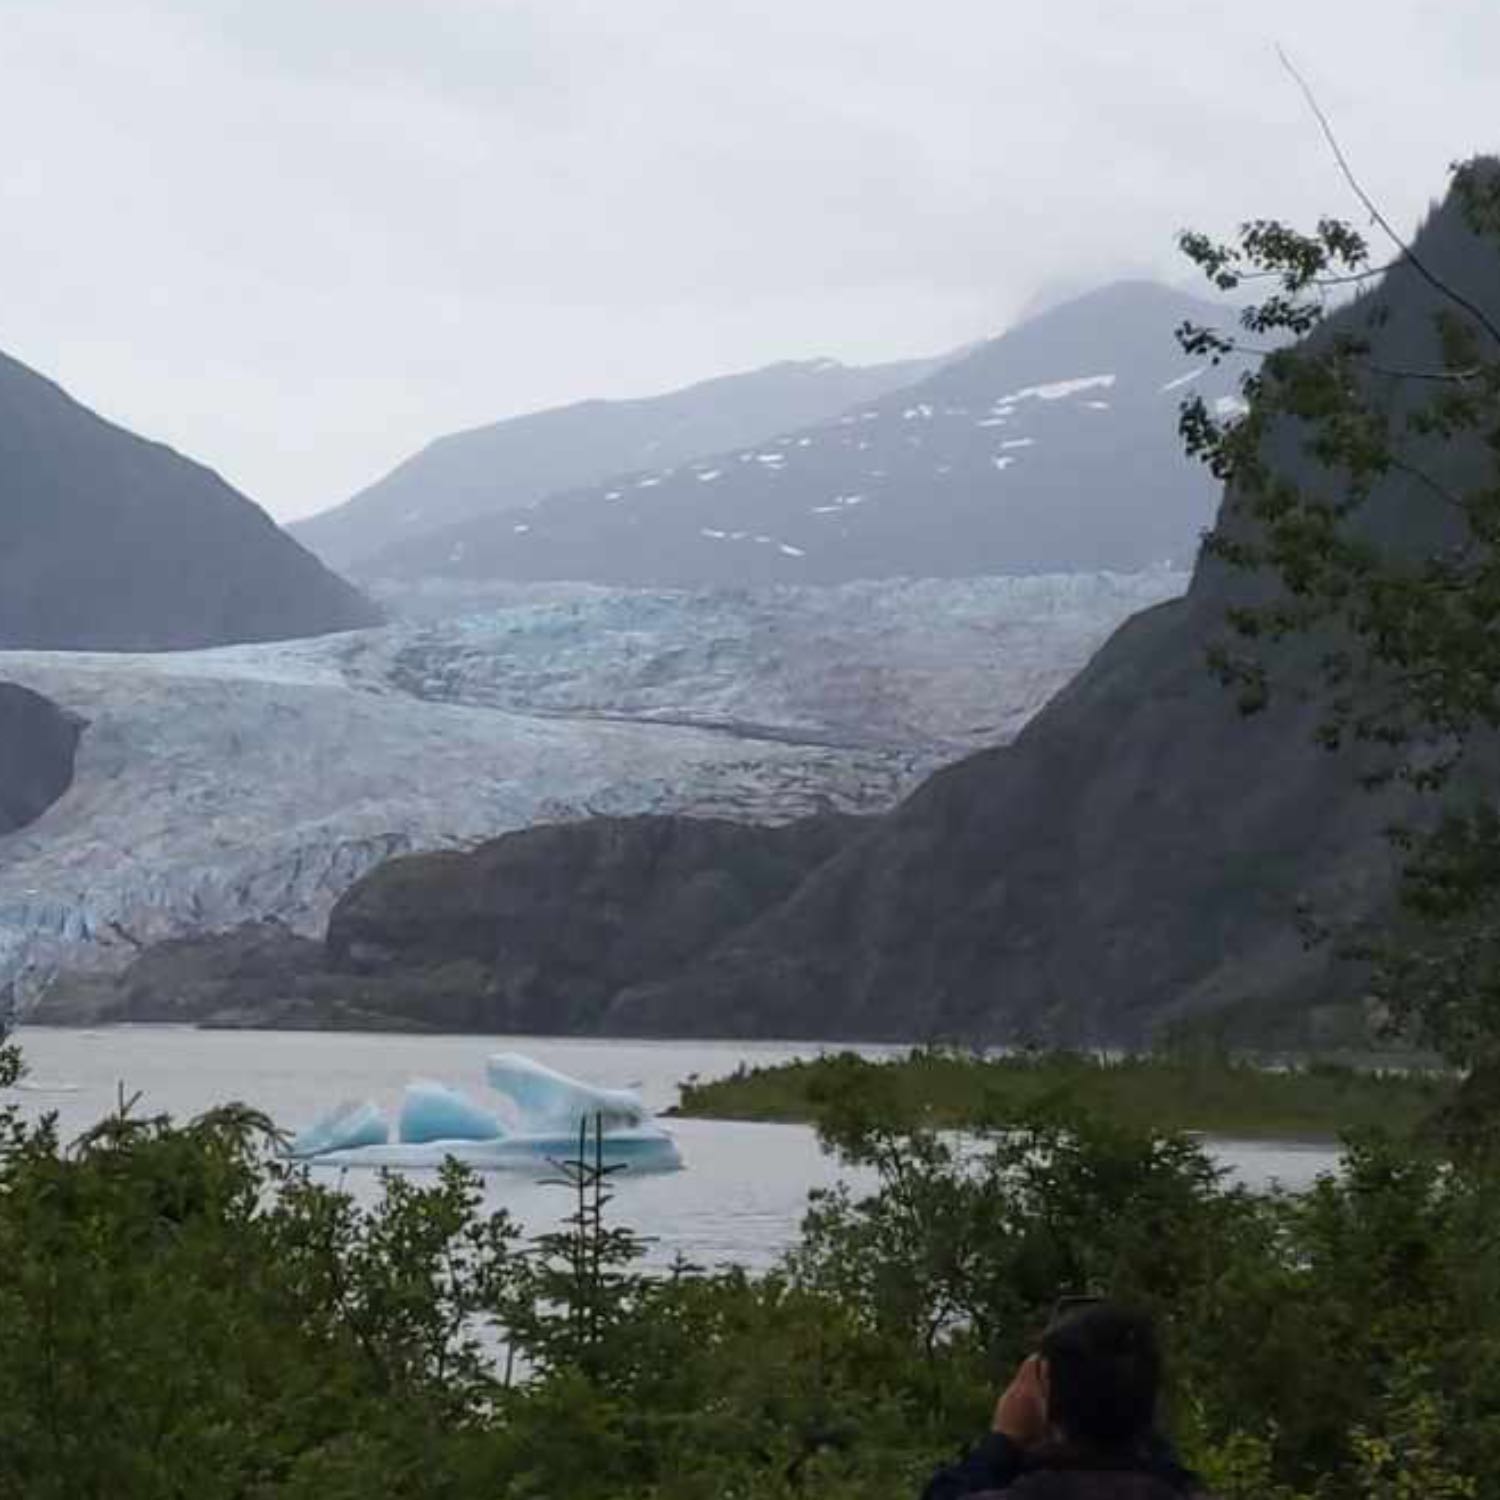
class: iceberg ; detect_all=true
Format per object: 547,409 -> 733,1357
288,1099 -> 389,1158
398,1080 -> 505,1144
285,1054 -> 682,1174
314,1128 -> 683,1174
485,1052 -> 648,1133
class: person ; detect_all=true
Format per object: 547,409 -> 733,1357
921,1302 -> 1205,1500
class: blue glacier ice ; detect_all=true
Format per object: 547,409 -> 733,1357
398,1080 -> 504,1144
288,1099 -> 389,1158
285,1054 -> 683,1173
314,1128 -> 683,1174
484,1051 -> 648,1133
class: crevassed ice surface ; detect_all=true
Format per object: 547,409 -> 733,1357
0,573 -> 1186,1003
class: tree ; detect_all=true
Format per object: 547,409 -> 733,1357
1175,145 -> 1500,1092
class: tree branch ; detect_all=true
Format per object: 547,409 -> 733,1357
1278,46 -> 1500,349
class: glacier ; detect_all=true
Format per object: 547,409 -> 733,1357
291,1053 -> 683,1173
0,573 -> 1186,1005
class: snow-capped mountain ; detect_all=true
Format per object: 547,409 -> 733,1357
293,353 -> 949,573
357,282 -> 1243,588
0,571 -> 1185,1004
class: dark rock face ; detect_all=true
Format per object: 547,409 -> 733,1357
37,816 -> 860,1030
33,922 -> 327,1027
605,595 -> 1407,1042
0,350 -> 380,650
324,814 -> 861,1031
0,682 -> 81,834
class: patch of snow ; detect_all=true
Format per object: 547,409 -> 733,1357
700,528 -> 727,539
449,543 -> 467,563
797,437 -> 814,447
1160,367 -> 1208,393
1000,438 -> 1035,449
636,477 -> 662,489
902,404 -> 934,420
756,453 -> 785,465
995,374 -> 1115,404
696,469 -> 722,482
1214,395 -> 1250,418
1084,400 -> 1111,410
993,456 -> 1016,472
976,418 -> 1008,428
779,545 -> 806,557
605,491 -> 623,501
513,524 -> 531,534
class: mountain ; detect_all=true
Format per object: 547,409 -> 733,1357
0,682 -> 79,836
597,177 -> 1498,1044
0,351 -> 379,650
358,281 -> 1239,588
120,172 -> 1499,1044
293,354 -> 948,573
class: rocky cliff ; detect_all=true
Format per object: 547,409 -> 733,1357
0,682 -> 80,835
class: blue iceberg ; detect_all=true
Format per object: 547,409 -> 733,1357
398,1080 -> 504,1144
286,1054 -> 682,1173
484,1051 -> 648,1133
288,1099 -> 389,1158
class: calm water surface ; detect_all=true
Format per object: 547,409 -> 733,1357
8,1027 -> 1341,1271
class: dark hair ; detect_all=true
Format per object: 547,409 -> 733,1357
1038,1302 -> 1161,1449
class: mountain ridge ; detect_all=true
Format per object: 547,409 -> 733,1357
0,349 -> 380,651
293,351 -> 950,572
359,280 -> 1238,588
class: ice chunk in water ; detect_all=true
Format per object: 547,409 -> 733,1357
288,1099 -> 388,1158
317,1127 -> 684,1174
485,1052 -> 649,1132
398,1080 -> 504,1144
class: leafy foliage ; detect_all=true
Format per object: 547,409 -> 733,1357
2,1026 -> 1498,1498
1175,157 -> 1500,1071
673,1046 -> 1448,1139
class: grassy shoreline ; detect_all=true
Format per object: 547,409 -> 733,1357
670,1048 -> 1453,1140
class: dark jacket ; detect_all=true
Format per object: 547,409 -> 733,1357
922,1432 -> 1204,1500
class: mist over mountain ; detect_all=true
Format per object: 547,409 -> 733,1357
355,281 -> 1238,588
293,353 -> 947,572
0,351 -> 379,651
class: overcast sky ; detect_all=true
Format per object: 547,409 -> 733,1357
0,1 -> 1495,522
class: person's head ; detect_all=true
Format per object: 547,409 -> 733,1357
1037,1301 -> 1161,1450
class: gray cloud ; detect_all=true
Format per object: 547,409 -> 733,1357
0,0 -> 1495,520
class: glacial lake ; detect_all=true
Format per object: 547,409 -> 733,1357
7,1027 -> 1342,1272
